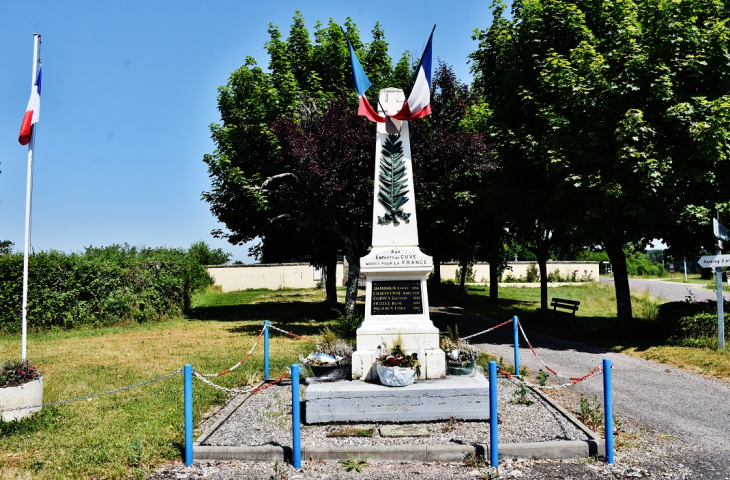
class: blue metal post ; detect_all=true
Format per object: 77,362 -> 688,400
489,360 -> 498,467
291,363 -> 301,468
184,364 -> 193,466
603,358 -> 614,464
513,316 -> 520,377
264,321 -> 270,380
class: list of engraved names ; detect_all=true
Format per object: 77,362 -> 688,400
371,281 -> 423,315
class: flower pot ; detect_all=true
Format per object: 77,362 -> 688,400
309,364 -> 350,380
446,360 -> 476,376
0,374 -> 43,422
376,364 -> 416,387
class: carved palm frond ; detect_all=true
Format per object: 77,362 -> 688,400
377,134 -> 411,226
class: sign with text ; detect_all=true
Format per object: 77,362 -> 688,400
698,255 -> 730,268
371,280 -> 423,315
714,218 -> 729,242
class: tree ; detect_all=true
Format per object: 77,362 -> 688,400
272,100 -> 374,313
410,62 -> 495,292
470,0 -> 730,324
0,241 -> 13,256
203,13 -> 407,312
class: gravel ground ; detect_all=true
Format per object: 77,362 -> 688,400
148,388 -> 725,479
201,377 -> 586,447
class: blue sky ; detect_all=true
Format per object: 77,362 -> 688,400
0,1 -> 493,263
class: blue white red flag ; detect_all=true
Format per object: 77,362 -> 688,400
392,30 -> 433,121
19,67 -> 42,146
342,28 -> 385,123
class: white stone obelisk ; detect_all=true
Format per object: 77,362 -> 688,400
351,88 -> 445,381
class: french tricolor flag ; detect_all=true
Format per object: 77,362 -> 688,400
392,30 -> 433,121
19,67 -> 42,146
342,28 -> 385,123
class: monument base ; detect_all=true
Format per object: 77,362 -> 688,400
305,373 -> 490,423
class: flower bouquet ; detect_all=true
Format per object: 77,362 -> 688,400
376,334 -> 421,387
300,327 -> 353,380
441,326 -> 480,376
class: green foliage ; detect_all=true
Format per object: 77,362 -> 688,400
339,454 -> 369,473
0,359 -> 40,387
187,241 -> 231,266
525,263 -> 540,283
454,263 -> 476,283
332,308 -> 362,340
511,382 -> 535,406
625,248 -> 667,277
576,394 -> 603,432
0,242 -> 217,333
0,240 -> 13,255
537,369 -> 548,387
673,312 -> 729,347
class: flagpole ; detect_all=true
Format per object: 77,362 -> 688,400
21,33 -> 41,361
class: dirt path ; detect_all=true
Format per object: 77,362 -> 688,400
430,305 -> 730,478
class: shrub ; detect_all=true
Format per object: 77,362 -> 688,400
673,313 -> 729,347
525,263 -> 539,283
0,242 -> 217,333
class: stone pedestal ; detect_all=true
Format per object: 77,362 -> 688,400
306,374 -> 489,423
352,88 -> 445,381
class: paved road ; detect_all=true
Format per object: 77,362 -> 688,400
430,296 -> 730,477
601,275 -> 730,303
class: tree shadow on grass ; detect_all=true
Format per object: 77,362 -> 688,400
431,286 -> 721,354
189,301 -> 342,337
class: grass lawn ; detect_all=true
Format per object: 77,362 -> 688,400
432,282 -> 730,382
0,288 -> 334,479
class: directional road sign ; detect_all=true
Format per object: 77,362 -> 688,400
714,218 -> 729,242
698,254 -> 730,268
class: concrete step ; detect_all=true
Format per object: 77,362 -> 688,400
305,374 -> 489,423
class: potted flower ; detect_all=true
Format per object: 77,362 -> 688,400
301,327 -> 353,380
441,326 -> 480,376
0,359 -> 43,421
375,334 -> 421,387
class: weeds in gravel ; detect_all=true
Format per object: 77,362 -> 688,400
576,394 -> 603,431
511,382 -> 535,406
442,415 -> 459,433
272,460 -> 288,479
464,451 -> 487,468
537,369 -> 548,387
339,454 -> 369,473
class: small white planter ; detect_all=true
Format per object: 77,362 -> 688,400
0,375 -> 43,422
376,364 -> 416,387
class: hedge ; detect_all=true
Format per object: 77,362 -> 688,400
0,242 -> 229,333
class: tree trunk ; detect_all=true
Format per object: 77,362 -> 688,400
536,251 -> 549,313
344,244 -> 361,317
433,255 -> 441,284
605,240 -> 633,324
488,258 -> 500,301
459,258 -> 468,293
324,252 -> 338,309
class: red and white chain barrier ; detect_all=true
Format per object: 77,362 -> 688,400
193,369 -> 291,395
460,318 -> 514,341
498,364 -> 604,390
267,324 -> 317,343
199,327 -> 266,378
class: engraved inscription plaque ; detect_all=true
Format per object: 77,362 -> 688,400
371,280 -> 423,315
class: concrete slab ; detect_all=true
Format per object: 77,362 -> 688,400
305,374 -> 489,423
379,425 -> 430,437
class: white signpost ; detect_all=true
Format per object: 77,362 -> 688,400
703,217 -> 727,351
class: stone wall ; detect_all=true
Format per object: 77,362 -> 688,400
207,263 -> 345,292
440,261 -> 599,283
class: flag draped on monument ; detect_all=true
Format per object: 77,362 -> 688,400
391,30 -> 433,121
19,67 -> 42,146
344,26 -> 434,123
